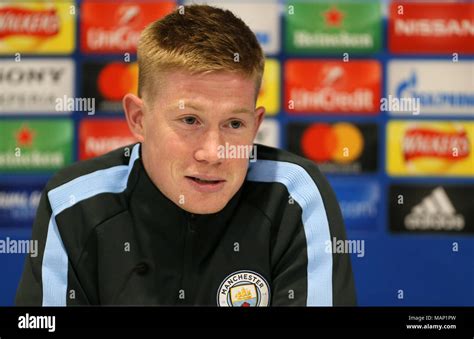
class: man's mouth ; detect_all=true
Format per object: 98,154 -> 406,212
185,176 -> 225,185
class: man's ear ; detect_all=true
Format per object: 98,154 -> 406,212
123,93 -> 145,142
252,106 -> 266,141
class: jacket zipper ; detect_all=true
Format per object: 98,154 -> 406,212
180,212 -> 197,305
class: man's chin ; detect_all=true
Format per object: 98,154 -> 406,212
176,196 -> 229,215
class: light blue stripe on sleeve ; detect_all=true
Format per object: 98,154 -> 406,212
42,216 -> 68,306
42,144 -> 140,306
247,159 -> 333,306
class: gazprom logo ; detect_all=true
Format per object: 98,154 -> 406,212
256,31 -> 270,45
396,71 -> 474,109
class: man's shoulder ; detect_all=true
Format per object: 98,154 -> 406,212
251,143 -> 326,185
45,144 -> 138,193
248,144 -> 339,212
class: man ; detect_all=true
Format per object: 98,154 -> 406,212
16,5 -> 356,306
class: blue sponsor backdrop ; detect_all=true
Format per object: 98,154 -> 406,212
0,183 -> 44,228
329,178 -> 380,232
0,0 -> 473,306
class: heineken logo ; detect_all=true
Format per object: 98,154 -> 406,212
286,2 -> 381,53
0,120 -> 72,172
324,6 -> 343,27
16,125 -> 35,147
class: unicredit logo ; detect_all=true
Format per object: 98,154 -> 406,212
87,27 -> 140,51
291,87 -> 373,112
285,60 -> 380,114
0,7 -> 59,38
86,4 -> 142,51
292,66 -> 373,111
117,5 -> 140,25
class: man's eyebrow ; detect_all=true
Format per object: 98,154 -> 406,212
230,107 -> 253,114
169,101 -> 253,114
183,102 -> 204,111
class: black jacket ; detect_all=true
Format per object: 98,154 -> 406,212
16,143 -> 356,306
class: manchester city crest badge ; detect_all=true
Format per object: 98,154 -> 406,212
217,270 -> 270,307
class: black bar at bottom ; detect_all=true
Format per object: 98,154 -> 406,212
0,307 -> 472,335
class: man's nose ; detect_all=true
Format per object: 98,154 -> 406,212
194,129 -> 223,164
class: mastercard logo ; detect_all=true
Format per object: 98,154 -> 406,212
301,123 -> 364,163
98,62 -> 138,101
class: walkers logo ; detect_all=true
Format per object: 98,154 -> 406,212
285,60 -> 381,114
185,0 -> 280,55
329,178 -> 379,231
256,59 -> 279,115
82,61 -> 138,113
0,182 -> 44,227
387,121 -> 474,176
389,185 -> 473,234
286,1 -> 381,53
79,119 -> 137,160
388,61 -> 474,116
80,1 -> 174,53
389,2 -> 474,54
287,122 -> 377,174
0,2 -> 75,54
0,120 -> 72,172
0,59 -> 74,114
255,119 -> 279,148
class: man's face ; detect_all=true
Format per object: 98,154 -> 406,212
127,70 -> 265,214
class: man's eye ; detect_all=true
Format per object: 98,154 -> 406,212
229,120 -> 243,129
182,116 -> 197,125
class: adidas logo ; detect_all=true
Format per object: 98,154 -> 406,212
404,187 -> 465,231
